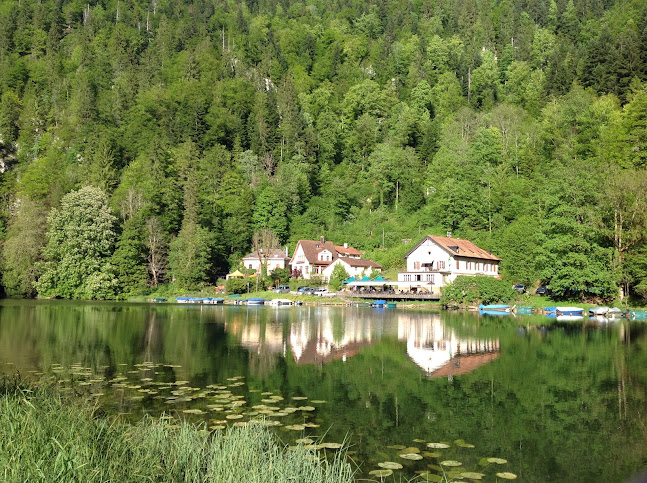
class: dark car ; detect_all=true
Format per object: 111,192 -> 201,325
513,284 -> 526,294
273,285 -> 290,294
297,286 -> 315,295
535,285 -> 548,296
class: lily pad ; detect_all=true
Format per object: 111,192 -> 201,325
387,445 -> 406,450
455,439 -> 475,448
369,469 -> 393,477
292,396 -> 308,400
225,414 -> 243,419
422,452 -> 442,458
378,462 -> 403,470
413,438 -> 426,443
460,472 -> 484,479
296,438 -> 314,444
440,460 -> 463,467
427,442 -> 451,449
182,409 -> 206,415
487,458 -> 507,464
496,473 -> 517,480
319,442 -> 342,449
399,447 -> 420,454
417,471 -> 443,482
310,400 -> 327,404
400,453 -> 424,460
298,406 -> 316,411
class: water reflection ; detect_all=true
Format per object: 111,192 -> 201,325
228,307 -> 499,377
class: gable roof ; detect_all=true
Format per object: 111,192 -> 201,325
291,239 -> 339,265
242,248 -> 290,260
334,245 -> 362,256
404,235 -> 501,262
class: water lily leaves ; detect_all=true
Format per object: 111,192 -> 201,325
225,414 -> 243,419
319,442 -> 342,449
399,447 -> 420,454
298,406 -> 316,411
369,469 -> 393,477
182,409 -> 205,414
209,425 -> 225,430
387,445 -> 406,450
400,453 -> 424,460
440,460 -> 462,467
427,443 -> 450,449
285,424 -> 306,431
422,452 -> 442,458
487,458 -> 507,464
460,472 -> 484,479
454,439 -> 475,448
496,472 -> 518,480
427,464 -> 443,471
261,392 -> 273,396
417,471 -> 443,482
310,400 -> 327,404
378,462 -> 403,470
296,438 -> 314,444
413,438 -> 426,443
292,396 -> 308,400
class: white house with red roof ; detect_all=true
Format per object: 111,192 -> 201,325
290,236 -> 381,280
241,248 -> 291,272
397,234 -> 501,292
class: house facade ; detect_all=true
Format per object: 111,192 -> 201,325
290,236 -> 380,280
322,257 -> 382,280
241,248 -> 291,273
397,235 -> 501,292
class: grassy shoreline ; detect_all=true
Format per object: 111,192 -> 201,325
0,382 -> 354,482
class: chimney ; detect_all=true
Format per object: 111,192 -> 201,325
447,231 -> 452,238
320,236 -> 325,244
344,242 -> 348,249
285,246 -> 289,256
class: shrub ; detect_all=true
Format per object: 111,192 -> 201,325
441,276 -> 516,306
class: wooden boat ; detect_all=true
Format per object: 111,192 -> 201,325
479,304 -> 512,313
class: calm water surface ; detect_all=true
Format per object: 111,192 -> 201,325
1,300 -> 646,482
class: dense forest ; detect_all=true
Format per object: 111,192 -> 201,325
1,0 -> 647,301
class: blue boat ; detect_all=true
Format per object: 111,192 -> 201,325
371,300 -> 387,307
630,311 -> 647,320
480,310 -> 511,317
516,306 -> 533,314
544,306 -> 584,316
479,304 -> 512,313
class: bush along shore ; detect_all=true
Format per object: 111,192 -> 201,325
0,380 -> 354,482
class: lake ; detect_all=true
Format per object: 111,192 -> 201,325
0,300 -> 645,482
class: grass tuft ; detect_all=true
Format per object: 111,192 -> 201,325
0,379 -> 354,482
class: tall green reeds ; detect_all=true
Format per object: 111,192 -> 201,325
0,381 -> 354,482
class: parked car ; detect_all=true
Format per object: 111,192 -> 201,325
273,285 -> 290,294
513,284 -> 526,294
535,285 -> 548,296
313,288 -> 329,297
297,287 -> 315,295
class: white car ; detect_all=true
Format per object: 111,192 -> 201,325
313,288 -> 329,297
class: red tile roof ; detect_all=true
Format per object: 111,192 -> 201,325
405,235 -> 501,261
430,352 -> 500,378
334,245 -> 362,256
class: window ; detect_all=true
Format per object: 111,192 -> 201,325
414,261 -> 421,270
403,274 -> 411,282
467,262 -> 472,270
248,264 -> 252,269
437,261 -> 445,270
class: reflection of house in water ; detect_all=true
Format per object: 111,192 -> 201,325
289,313 -> 375,365
398,314 -> 499,377
228,307 -> 499,375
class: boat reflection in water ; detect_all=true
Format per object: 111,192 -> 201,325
229,307 -> 499,377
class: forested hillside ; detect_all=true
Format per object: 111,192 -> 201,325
1,0 -> 647,300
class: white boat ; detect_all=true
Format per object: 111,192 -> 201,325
268,299 -> 293,306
